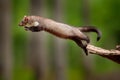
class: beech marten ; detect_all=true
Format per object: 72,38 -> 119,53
19,16 -> 101,55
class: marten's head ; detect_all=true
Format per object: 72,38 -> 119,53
19,16 -> 40,27
19,16 -> 42,32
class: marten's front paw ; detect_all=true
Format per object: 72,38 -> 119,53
24,27 -> 29,31
26,26 -> 41,32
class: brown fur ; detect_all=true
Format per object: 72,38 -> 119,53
19,16 -> 101,55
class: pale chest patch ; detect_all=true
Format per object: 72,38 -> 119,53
33,21 -> 39,26
26,21 -> 39,27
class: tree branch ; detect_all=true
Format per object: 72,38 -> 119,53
87,44 -> 120,64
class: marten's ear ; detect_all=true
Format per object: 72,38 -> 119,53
24,15 -> 29,22
24,15 -> 27,17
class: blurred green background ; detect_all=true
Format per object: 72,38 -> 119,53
1,0 -> 120,80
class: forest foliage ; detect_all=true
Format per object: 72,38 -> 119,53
1,0 -> 120,80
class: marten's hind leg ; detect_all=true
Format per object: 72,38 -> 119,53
72,37 -> 88,55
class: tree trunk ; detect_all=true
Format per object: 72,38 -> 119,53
81,0 -> 90,25
28,0 -> 49,80
0,0 -> 12,80
81,0 -> 94,80
53,0 -> 67,80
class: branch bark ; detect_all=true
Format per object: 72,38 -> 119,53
87,44 -> 120,64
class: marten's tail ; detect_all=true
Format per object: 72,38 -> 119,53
79,26 -> 102,41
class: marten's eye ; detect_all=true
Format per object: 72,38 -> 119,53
24,17 -> 28,22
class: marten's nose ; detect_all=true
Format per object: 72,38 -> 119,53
18,22 -> 24,26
